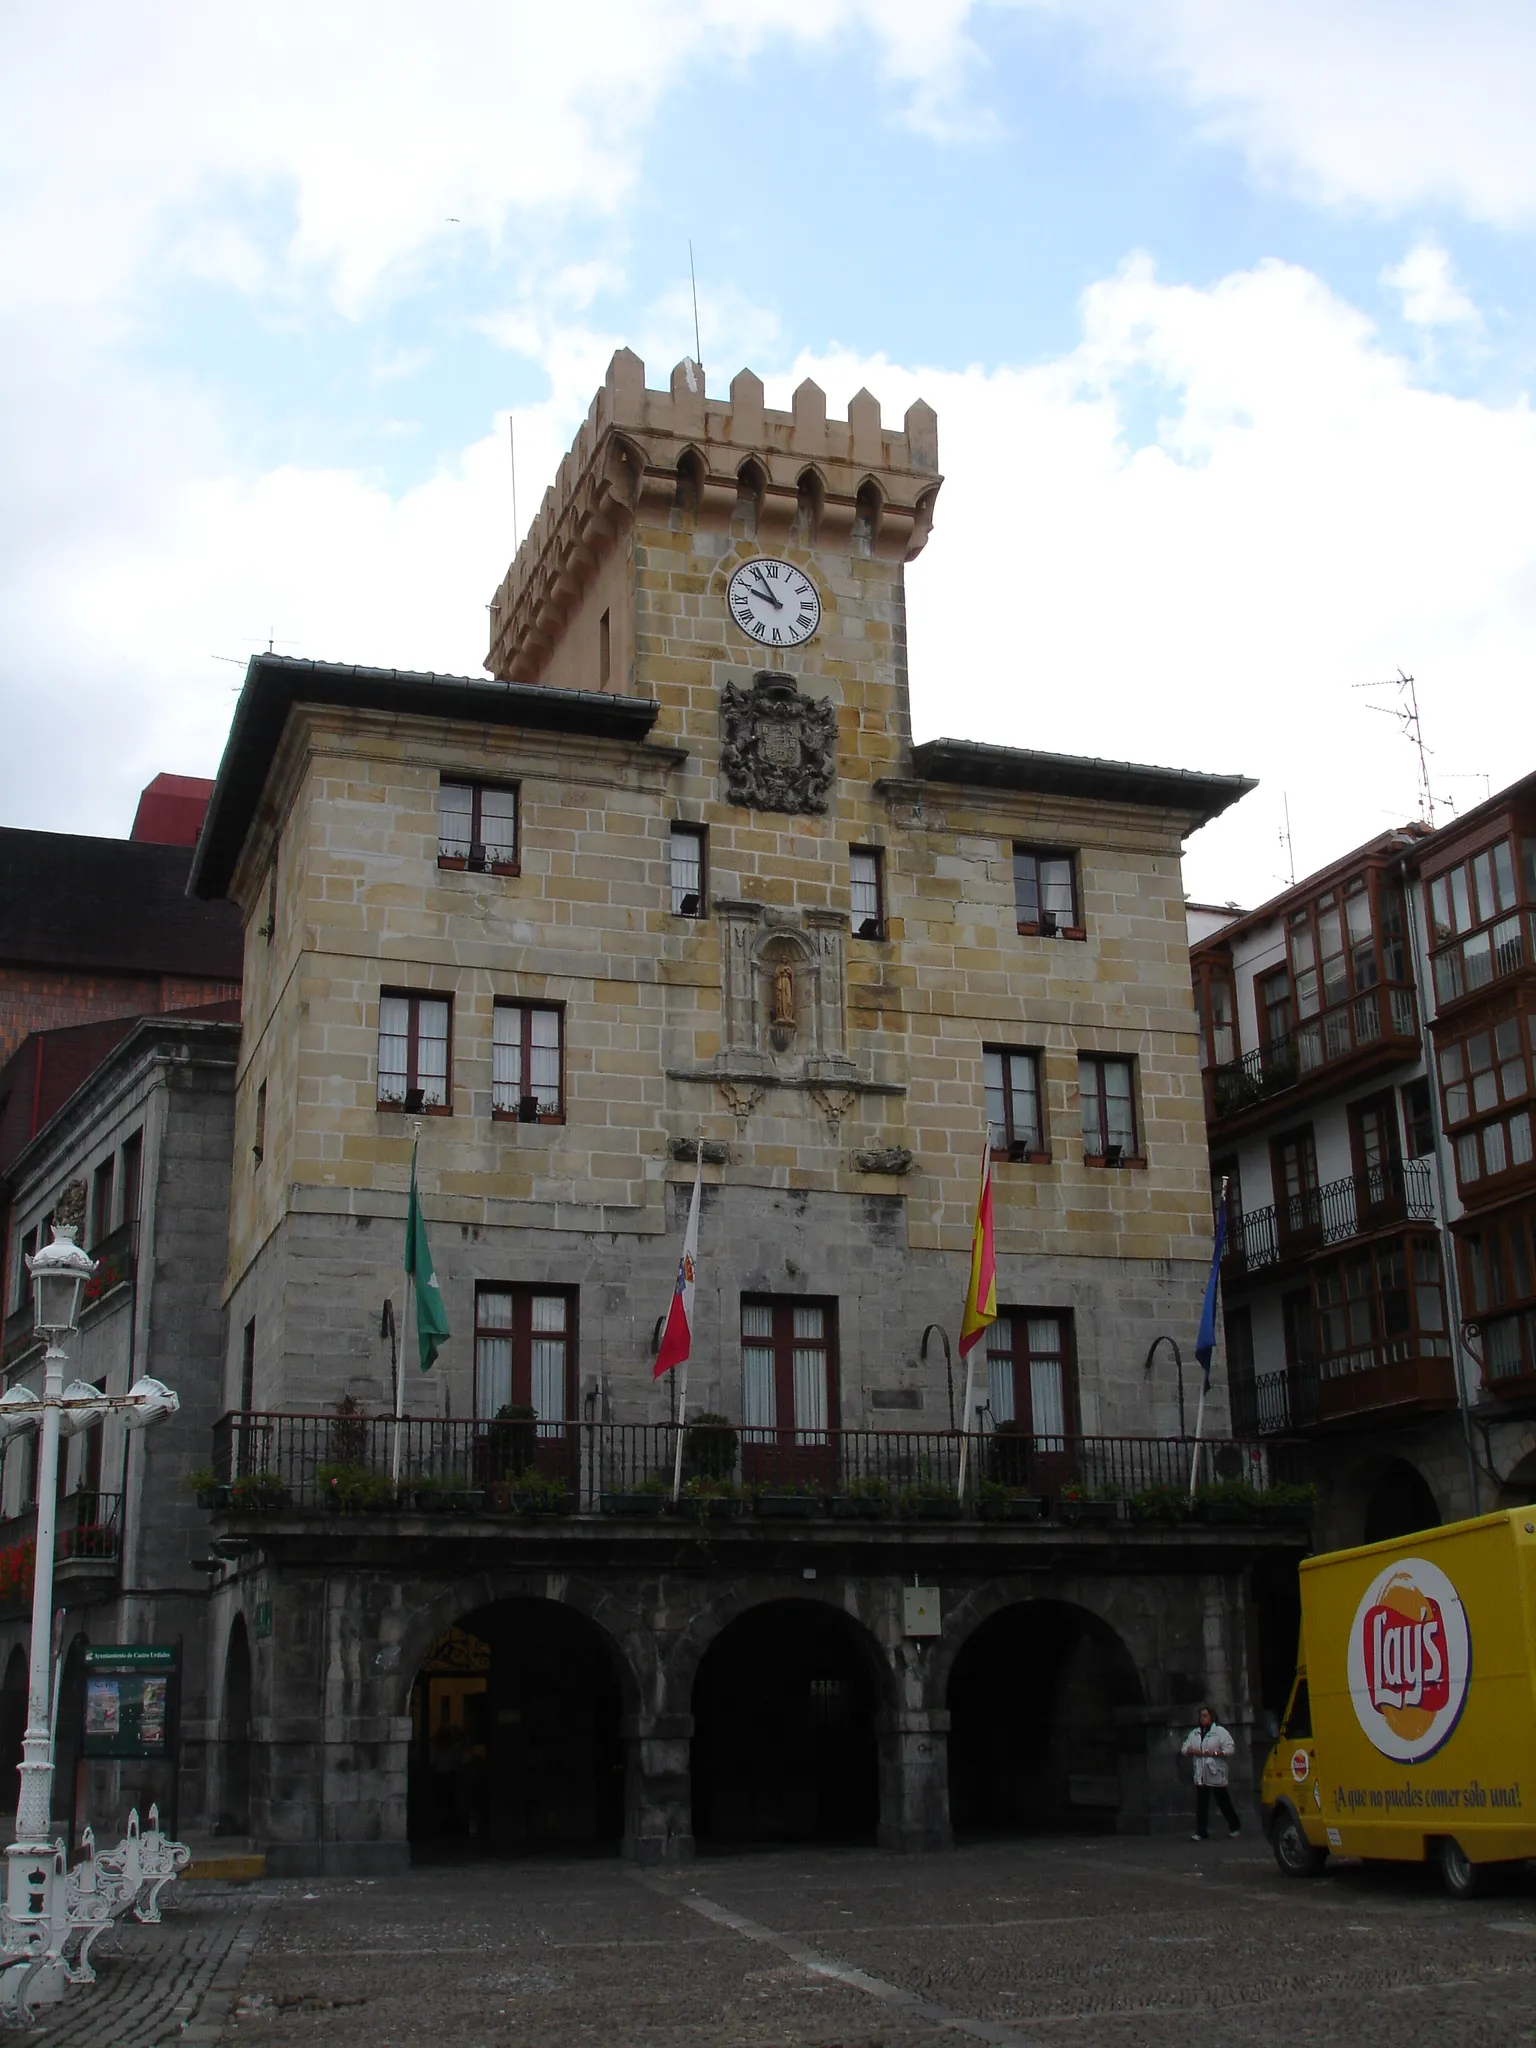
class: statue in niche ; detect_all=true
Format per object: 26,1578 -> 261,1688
770,961 -> 796,1029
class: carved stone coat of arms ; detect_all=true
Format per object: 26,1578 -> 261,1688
720,673 -> 837,814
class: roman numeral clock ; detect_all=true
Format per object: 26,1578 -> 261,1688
727,557 -> 821,648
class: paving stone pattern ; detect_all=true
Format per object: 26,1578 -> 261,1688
29,1842 -> 1536,2046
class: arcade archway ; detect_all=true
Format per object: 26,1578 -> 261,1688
690,1600 -> 881,1846
947,1601 -> 1144,1836
408,1600 -> 624,1858
1363,1460 -> 1440,1544
219,1615 -> 253,1836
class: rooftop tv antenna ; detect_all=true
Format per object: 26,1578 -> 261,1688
1354,668 -> 1434,825
1279,792 -> 1296,888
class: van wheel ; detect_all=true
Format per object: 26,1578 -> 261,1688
1436,1837 -> 1491,1899
1271,1806 -> 1327,1878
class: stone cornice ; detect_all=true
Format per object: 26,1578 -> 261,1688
486,349 -> 943,683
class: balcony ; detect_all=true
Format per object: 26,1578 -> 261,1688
1207,983 -> 1419,1129
1432,910 -> 1535,1014
1225,1160 -> 1437,1282
1237,1349 -> 1457,1435
206,1414 -> 1311,1527
0,1492 -> 123,1613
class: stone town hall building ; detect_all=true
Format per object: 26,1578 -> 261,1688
169,351 -> 1296,1872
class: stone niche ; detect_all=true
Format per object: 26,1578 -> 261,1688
716,900 -> 856,1084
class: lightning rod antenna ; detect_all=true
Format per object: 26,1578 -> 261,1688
1280,793 -> 1296,888
689,241 -> 703,374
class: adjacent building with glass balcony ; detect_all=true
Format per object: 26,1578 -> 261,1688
1190,774 -> 1536,1550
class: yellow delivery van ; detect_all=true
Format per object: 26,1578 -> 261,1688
1261,1506 -> 1536,1896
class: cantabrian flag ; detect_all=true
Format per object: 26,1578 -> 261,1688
958,1145 -> 998,1357
654,1146 -> 703,1378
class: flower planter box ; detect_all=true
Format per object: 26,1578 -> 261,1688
194,1486 -> 230,1514
903,1498 -> 963,1521
754,1495 -> 824,1520
977,1495 -> 1047,1523
1197,1501 -> 1261,1526
412,1489 -> 483,1515
509,1491 -> 574,1517
830,1495 -> 889,1520
673,1495 -> 741,1521
1259,1503 -> 1314,1528
227,1487 -> 290,1515
1057,1498 -> 1120,1525
600,1493 -> 668,1518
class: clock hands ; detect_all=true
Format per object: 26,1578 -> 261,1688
749,566 -> 783,610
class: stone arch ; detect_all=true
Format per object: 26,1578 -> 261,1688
1363,1458 -> 1441,1544
944,1597 -> 1147,1836
795,464 -> 825,543
675,445 -> 705,518
1499,1444 -> 1536,1506
0,1646 -> 25,1814
407,1591 -> 633,1857
745,924 -> 820,1061
687,1594 -> 892,1846
219,1612 -> 253,1836
387,1571 -> 649,1727
734,456 -> 767,530
666,1581 -> 898,1719
853,474 -> 883,550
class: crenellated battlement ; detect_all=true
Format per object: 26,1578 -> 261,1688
485,348 -> 941,683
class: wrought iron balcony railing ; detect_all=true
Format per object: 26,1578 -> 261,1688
1233,1345 -> 1456,1435
1226,1159 -> 1436,1278
1209,983 -> 1418,1121
208,1413 -> 1309,1516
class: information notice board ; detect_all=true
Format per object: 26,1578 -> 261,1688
82,1645 -> 178,1761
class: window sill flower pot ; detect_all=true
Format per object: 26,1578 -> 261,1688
195,1485 -> 231,1513
755,1494 -> 823,1520
412,1488 -> 483,1515
977,1495 -> 1047,1522
1057,1498 -> 1119,1525
600,1492 -> 667,1518
830,1495 -> 889,1520
509,1490 -> 574,1517
902,1497 -> 964,1521
672,1495 -> 741,1522
1196,1501 -> 1261,1526
227,1485 -> 290,1515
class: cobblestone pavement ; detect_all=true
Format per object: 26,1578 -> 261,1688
24,1839 -> 1536,2046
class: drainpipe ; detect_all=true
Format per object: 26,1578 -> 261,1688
1397,853 -> 1481,1515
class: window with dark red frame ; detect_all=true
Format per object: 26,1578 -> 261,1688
89,1158 -> 114,1249
1311,1234 -> 1449,1380
1079,1055 -> 1137,1163
1461,1202 -> 1536,1386
983,1047 -> 1046,1159
984,1310 -> 1077,1491
492,1001 -> 563,1121
740,1296 -> 838,1486
1437,1006 -> 1534,1196
438,780 -> 518,874
1013,847 -> 1081,938
377,993 -> 451,1112
1426,832 -> 1535,1008
474,1285 -> 578,1430
120,1132 -> 143,1227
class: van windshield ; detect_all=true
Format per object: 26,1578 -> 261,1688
1281,1677 -> 1312,1739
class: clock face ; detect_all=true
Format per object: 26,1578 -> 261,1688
726,558 -> 821,648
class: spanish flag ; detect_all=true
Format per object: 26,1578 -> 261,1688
958,1143 -> 997,1357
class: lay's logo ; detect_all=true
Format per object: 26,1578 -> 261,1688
1348,1558 -> 1471,1764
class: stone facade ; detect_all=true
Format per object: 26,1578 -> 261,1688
183,353 -> 1280,1874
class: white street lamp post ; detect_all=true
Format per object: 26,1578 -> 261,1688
0,1202 -> 184,2015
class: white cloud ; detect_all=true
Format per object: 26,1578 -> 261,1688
5,252 -> 1535,912
1381,240 -> 1483,329
1046,0 -> 1536,225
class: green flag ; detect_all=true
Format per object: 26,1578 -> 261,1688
404,1143 -> 450,1372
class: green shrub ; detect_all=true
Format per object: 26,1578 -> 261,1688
839,1475 -> 891,1502
185,1467 -> 219,1496
1262,1480 -> 1319,1508
318,1462 -> 396,1511
1129,1483 -> 1188,1523
683,1414 -> 738,1480
509,1469 -> 571,1512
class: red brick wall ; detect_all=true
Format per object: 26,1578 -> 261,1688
0,968 -> 242,1066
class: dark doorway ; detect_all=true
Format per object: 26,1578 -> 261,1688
408,1601 -> 623,1859
1364,1460 -> 1440,1544
0,1648 -> 24,1814
1252,1555 -> 1303,1722
691,1601 -> 879,1846
948,1602 -> 1143,1835
219,1616 -> 253,1835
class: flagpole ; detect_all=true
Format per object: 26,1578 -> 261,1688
394,1127 -> 421,1490
671,1361 -> 689,1504
955,1132 -> 992,1503
1187,1176 -> 1229,1506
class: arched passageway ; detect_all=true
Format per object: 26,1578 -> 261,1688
0,1648 -> 25,1815
408,1600 -> 624,1859
1363,1460 -> 1440,1545
219,1615 -> 253,1836
947,1602 -> 1144,1836
691,1601 -> 880,1847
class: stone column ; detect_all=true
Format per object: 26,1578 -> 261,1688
877,1708 -> 951,1852
622,1712 -> 695,1865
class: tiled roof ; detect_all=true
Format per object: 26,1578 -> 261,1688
0,829 -> 244,977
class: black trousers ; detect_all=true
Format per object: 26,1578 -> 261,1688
1195,1785 -> 1240,1836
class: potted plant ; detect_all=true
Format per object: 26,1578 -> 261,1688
324,1393 -> 371,1470
831,1475 -> 891,1520
682,1414 -> 738,1483
898,1478 -> 963,1521
508,1469 -> 574,1517
1056,1481 -> 1119,1525
477,1404 -> 538,1484
1194,1481 -> 1263,1525
318,1463 -> 397,1514
976,1480 -> 1046,1522
411,1473 -> 483,1514
227,1469 -> 290,1514
1128,1482 -> 1189,1526
186,1466 -> 229,1513
601,1474 -> 670,1517
1258,1479 -> 1318,1526
675,1476 -> 741,1522
985,1419 -> 1033,1491
753,1478 -> 826,1520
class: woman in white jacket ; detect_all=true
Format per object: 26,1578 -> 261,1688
1181,1705 -> 1241,1840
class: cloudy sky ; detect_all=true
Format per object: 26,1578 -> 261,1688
2,2 -> 1533,905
